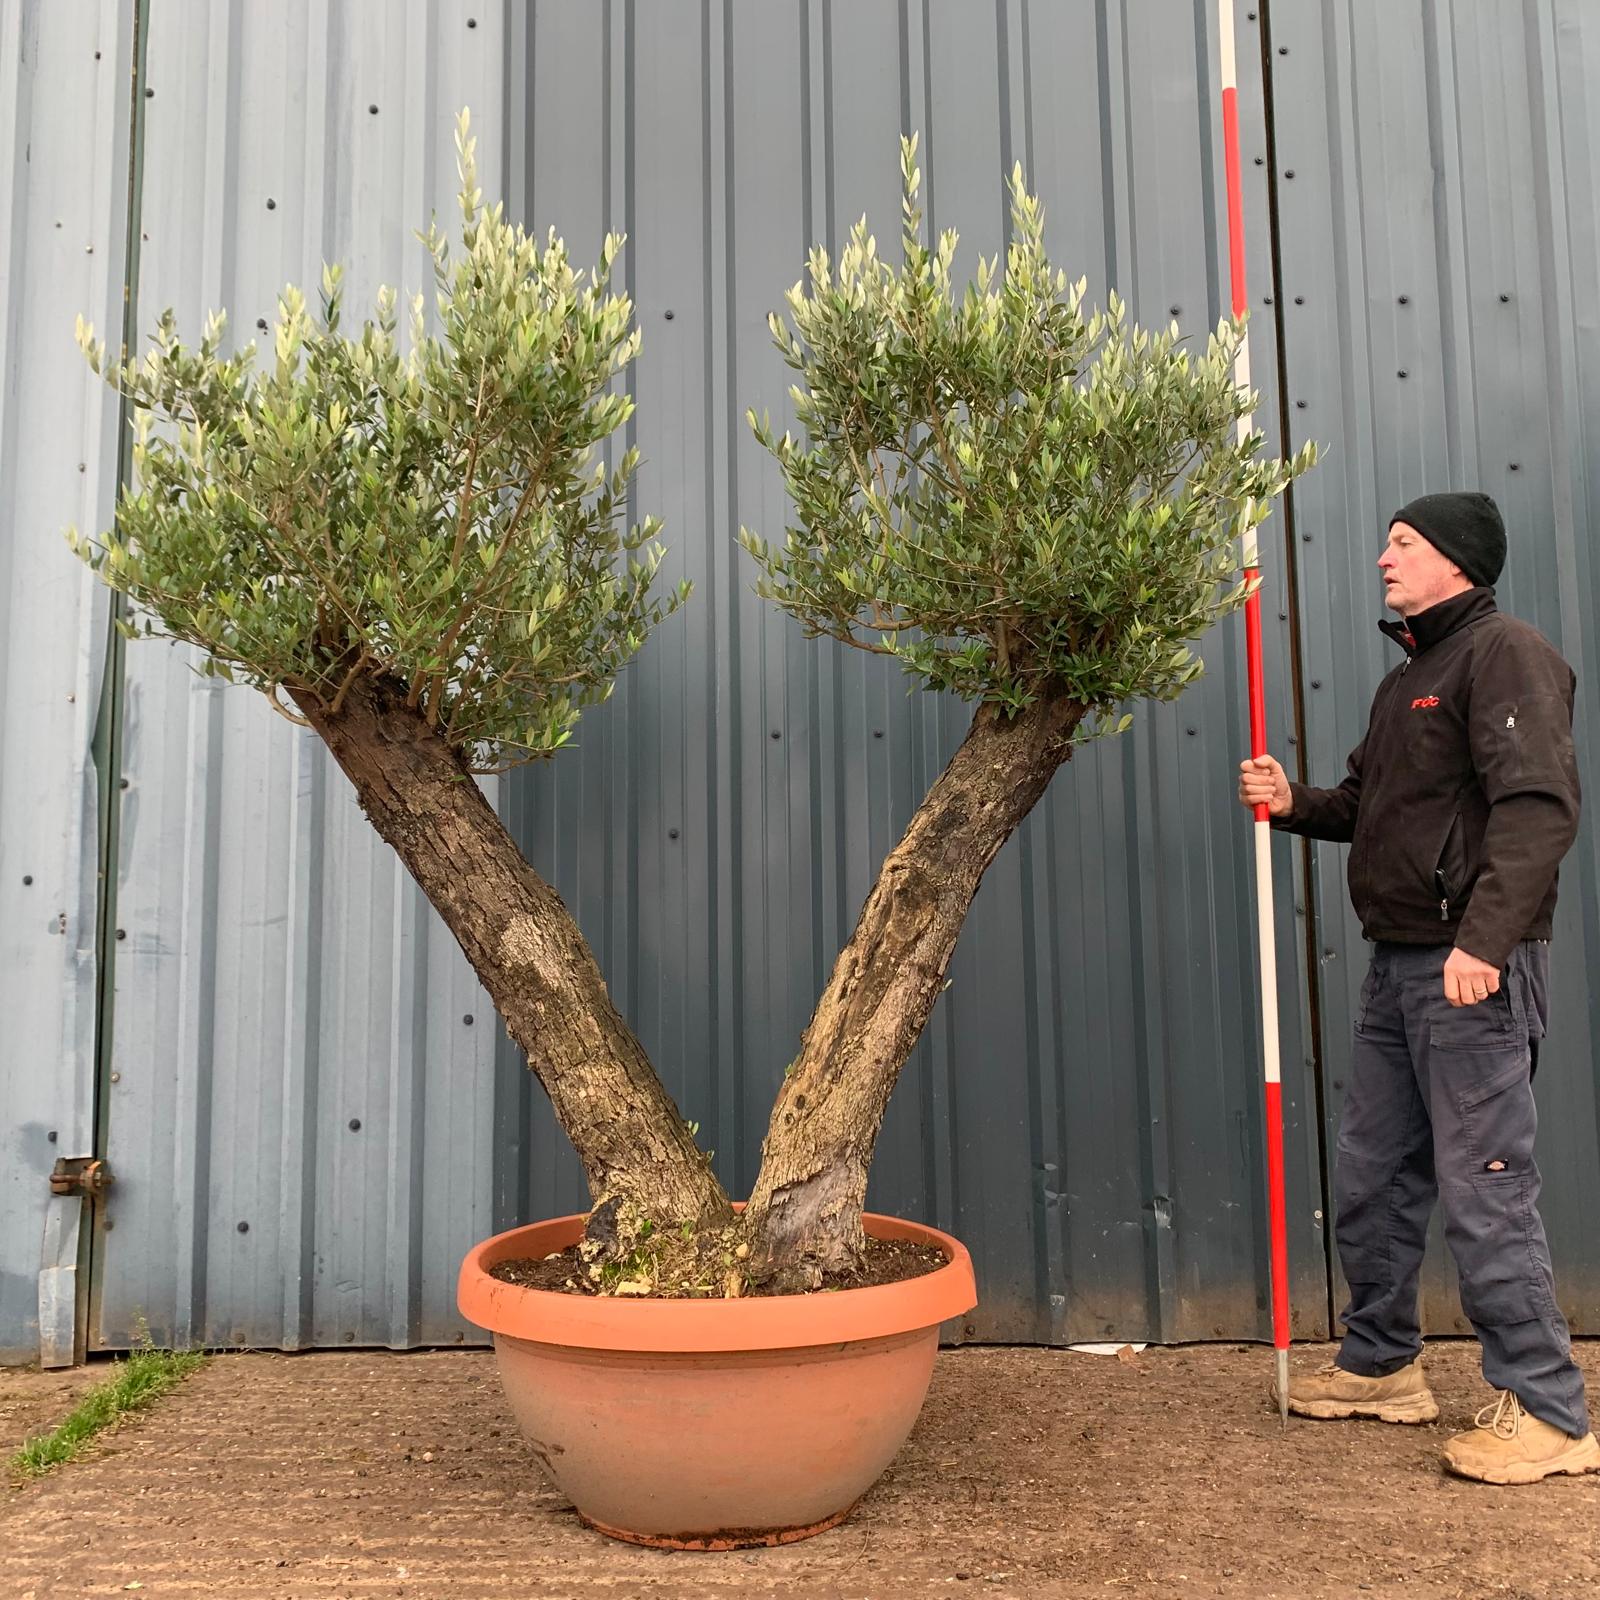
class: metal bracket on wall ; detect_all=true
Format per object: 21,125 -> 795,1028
48,1157 -> 113,1200
39,1159 -> 111,1368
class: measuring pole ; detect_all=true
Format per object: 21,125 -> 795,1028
1217,0 -> 1292,1427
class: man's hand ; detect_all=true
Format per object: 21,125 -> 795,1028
1238,755 -> 1293,818
1443,948 -> 1501,1007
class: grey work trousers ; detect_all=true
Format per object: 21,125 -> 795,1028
1333,940 -> 1590,1438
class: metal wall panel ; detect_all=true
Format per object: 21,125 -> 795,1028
86,0 -> 510,1354
1268,0 -> 1600,1330
0,1 -> 130,1364
498,0 -> 1330,1344
13,0 -> 1592,1359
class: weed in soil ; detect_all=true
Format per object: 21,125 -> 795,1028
9,1346 -> 205,1481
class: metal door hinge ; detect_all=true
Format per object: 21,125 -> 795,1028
48,1157 -> 112,1198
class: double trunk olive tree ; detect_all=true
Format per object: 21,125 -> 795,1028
73,119 -> 1312,1293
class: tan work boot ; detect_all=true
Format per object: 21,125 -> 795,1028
1274,1357 -> 1439,1423
1442,1391 -> 1600,1484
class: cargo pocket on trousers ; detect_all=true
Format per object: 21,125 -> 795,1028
1452,1056 -> 1537,1177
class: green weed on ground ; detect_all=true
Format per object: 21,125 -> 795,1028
10,1346 -> 205,1480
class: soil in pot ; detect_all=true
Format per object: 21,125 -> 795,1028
489,1235 -> 946,1296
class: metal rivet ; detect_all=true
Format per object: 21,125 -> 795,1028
1169,305 -> 1181,317
110,1072 -> 120,1084
664,309 -> 675,320
348,1118 -> 362,1131
344,1332 -> 355,1343
1499,292 -> 1511,303
1287,734 -> 1298,745
237,1221 -> 249,1234
1397,369 -> 1408,378
1301,533 -> 1312,542
873,730 -> 884,739
1254,156 -> 1265,166
1248,10 -> 1257,18
462,1013 -> 474,1026
94,51 -> 101,60
104,1219 -> 114,1231
144,86 -> 154,98
1293,295 -> 1304,305
467,15 -> 477,25
368,104 -> 379,114
770,730 -> 781,739
266,197 -> 277,210
1311,679 -> 1322,689
256,318 -> 268,331
1284,169 -> 1295,179
119,777 -> 129,790
115,928 -> 126,940
1279,610 -> 1288,621
47,1130 -> 58,1143
1509,462 -> 1521,472
1295,400 -> 1307,409
1278,45 -> 1288,55
668,827 -> 680,840
22,875 -> 32,886
1262,294 -> 1273,305
1185,726 -> 1197,736
1398,294 -> 1409,305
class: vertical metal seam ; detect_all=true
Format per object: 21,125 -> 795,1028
1259,0 -> 1336,1335
85,0 -> 153,1359
718,0 -> 747,1192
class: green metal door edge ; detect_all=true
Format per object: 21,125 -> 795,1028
81,0 -> 152,1363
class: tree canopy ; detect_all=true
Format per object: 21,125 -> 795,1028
743,135 -> 1314,734
71,112 -> 681,773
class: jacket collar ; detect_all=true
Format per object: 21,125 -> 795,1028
1378,586 -> 1497,657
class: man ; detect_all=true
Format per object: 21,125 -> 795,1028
1239,490 -> 1598,1484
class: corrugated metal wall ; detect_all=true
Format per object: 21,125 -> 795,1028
85,0 -> 511,1355
496,0 -> 1329,1346
0,0 -> 131,1365
3,1 -> 1597,1361
1270,0 -> 1600,1331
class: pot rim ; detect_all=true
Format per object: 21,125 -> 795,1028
457,1210 -> 978,1353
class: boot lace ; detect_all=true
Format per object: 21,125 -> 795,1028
1472,1390 -> 1524,1440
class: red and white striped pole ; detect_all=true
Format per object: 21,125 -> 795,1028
1218,0 -> 1293,1426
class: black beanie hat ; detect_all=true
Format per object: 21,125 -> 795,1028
1388,491 -> 1506,587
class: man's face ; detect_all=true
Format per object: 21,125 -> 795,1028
1377,521 -> 1470,616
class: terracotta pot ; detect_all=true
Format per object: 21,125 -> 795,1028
457,1210 -> 977,1549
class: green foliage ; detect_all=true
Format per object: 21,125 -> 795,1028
10,1344 -> 205,1480
68,111 -> 686,771
742,136 -> 1316,731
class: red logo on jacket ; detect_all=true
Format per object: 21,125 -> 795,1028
1411,695 -> 1440,710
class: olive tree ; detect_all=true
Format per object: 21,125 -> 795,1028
72,118 -> 1312,1291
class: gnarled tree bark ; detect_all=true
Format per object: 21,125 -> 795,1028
292,672 -> 731,1232
739,687 -> 1083,1287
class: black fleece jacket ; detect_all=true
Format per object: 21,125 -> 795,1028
1275,588 -> 1580,968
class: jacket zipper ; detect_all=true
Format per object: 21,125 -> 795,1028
1434,813 -> 1463,922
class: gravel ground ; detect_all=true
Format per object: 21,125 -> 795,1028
3,1340 -> 1597,1599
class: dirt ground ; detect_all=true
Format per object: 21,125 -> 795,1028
3,1341 -> 1597,1600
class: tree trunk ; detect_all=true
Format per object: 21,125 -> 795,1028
292,672 -> 731,1231
740,688 -> 1083,1286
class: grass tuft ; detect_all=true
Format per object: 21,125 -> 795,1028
10,1345 -> 205,1480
